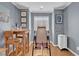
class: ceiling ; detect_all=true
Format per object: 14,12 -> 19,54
12,2 -> 71,12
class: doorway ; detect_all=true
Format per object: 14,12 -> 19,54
31,13 -> 52,41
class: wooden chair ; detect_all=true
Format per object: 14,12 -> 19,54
32,26 -> 51,56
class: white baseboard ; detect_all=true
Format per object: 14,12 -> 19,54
50,41 -> 79,56
67,48 -> 79,56
29,41 -> 33,46
50,41 -> 58,47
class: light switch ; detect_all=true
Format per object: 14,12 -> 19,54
76,47 -> 79,50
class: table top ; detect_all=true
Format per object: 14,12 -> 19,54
5,28 -> 29,33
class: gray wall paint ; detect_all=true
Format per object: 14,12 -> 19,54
54,10 -> 64,45
64,2 -> 79,55
27,10 -> 29,29
0,2 -> 20,47
31,13 -> 52,41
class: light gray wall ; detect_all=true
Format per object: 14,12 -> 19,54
0,2 -> 20,47
54,10 -> 64,45
64,2 -> 79,55
31,13 -> 52,41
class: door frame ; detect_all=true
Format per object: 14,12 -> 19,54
31,13 -> 52,41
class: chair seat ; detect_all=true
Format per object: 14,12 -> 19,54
35,43 -> 48,49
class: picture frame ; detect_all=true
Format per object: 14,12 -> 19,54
21,12 -> 27,16
21,23 -> 26,27
0,12 -> 9,23
55,14 -> 63,24
21,18 -> 26,22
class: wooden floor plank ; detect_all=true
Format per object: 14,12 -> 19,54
25,43 -> 74,56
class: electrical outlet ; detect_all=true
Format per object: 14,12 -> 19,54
76,47 -> 79,50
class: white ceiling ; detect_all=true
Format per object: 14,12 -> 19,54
12,2 -> 71,12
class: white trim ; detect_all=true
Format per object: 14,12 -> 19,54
67,48 -> 79,56
52,11 -> 55,43
29,11 -> 32,41
50,41 -> 79,56
54,2 -> 72,10
50,41 -> 58,47
29,41 -> 33,46
63,2 -> 72,9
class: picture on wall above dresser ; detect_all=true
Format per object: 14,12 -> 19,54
20,9 -> 28,28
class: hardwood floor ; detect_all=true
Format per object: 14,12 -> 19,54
25,27 -> 74,56
25,43 -> 74,56
50,44 -> 74,56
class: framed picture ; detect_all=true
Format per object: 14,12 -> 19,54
0,12 -> 9,23
55,14 -> 63,24
21,12 -> 26,16
21,18 -> 26,22
21,23 -> 26,27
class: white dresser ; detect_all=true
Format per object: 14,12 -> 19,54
58,34 -> 67,49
